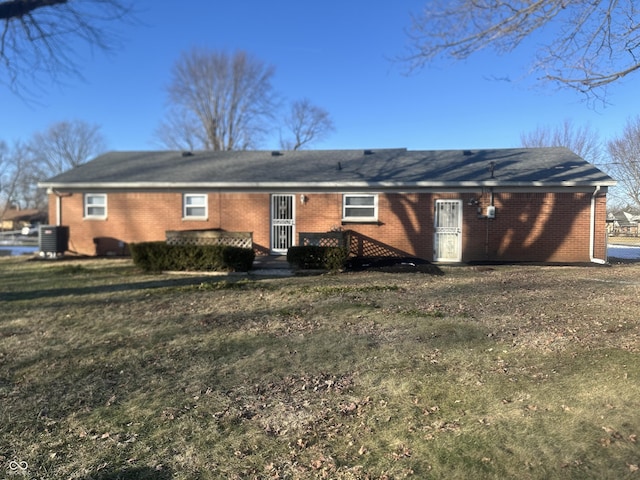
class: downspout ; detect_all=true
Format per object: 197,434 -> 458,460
56,194 -> 62,226
484,187 -> 494,259
52,190 -> 72,226
590,185 -> 606,264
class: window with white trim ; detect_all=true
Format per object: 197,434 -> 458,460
84,193 -> 107,219
342,194 -> 378,222
183,193 -> 208,219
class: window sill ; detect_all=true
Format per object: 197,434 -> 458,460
182,217 -> 209,221
342,219 -> 380,225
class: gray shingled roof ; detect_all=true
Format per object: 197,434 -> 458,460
39,147 -> 615,190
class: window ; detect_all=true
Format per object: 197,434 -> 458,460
84,193 -> 107,219
343,194 -> 378,222
183,193 -> 207,219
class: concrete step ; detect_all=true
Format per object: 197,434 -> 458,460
252,255 -> 290,269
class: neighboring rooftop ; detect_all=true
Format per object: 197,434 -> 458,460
39,147 -> 616,190
0,208 -> 43,221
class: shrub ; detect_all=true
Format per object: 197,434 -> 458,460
130,242 -> 255,272
286,246 -> 349,271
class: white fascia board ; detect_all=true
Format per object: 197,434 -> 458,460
40,179 -> 617,191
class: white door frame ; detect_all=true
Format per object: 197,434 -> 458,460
270,194 -> 295,254
434,199 -> 462,262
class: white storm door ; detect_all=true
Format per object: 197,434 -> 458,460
434,200 -> 462,262
271,194 -> 295,254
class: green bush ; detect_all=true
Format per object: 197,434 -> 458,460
286,246 -> 349,271
130,242 -> 255,272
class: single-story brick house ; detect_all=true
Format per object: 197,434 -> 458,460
607,211 -> 639,236
0,208 -> 46,232
38,147 -> 615,263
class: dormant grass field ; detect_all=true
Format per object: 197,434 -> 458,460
1,256 -> 639,479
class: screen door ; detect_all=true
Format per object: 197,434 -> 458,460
434,199 -> 462,262
271,194 -> 295,254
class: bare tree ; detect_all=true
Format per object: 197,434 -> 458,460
16,147 -> 47,211
520,119 -> 603,165
0,121 -> 104,215
0,141 -> 23,212
27,120 -> 107,176
279,98 -> 335,150
0,140 -> 45,214
154,107 -> 204,152
607,116 -> 640,210
0,140 -> 11,216
0,0 -> 133,95
405,1 -> 640,100
157,48 -> 278,151
0,140 -> 7,176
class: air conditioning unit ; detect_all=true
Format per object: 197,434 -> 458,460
39,225 -> 69,258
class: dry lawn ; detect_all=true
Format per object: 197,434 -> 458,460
1,257 -> 639,479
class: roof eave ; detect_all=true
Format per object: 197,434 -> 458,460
40,179 -> 617,190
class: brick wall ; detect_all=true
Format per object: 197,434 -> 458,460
469,191 -> 605,262
49,189 -> 608,262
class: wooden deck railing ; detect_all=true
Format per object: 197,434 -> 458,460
166,230 -> 253,249
298,231 -> 348,248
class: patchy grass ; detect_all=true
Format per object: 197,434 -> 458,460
1,257 -> 640,479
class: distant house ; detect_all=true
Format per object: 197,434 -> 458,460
607,211 -> 639,236
38,147 -> 615,263
0,208 -> 46,232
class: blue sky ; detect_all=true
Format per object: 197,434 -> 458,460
1,0 -> 638,153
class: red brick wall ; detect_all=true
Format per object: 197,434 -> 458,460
593,193 -> 608,260
48,189 -> 608,262
464,191 -> 606,262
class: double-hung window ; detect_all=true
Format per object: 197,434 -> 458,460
84,193 -> 107,219
342,194 -> 378,222
183,193 -> 207,219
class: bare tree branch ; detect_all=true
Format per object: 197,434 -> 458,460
280,98 -> 335,150
0,0 -> 68,20
0,0 -> 134,96
405,1 -> 640,100
153,107 -> 205,152
607,116 -> 640,210
520,119 -> 604,165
